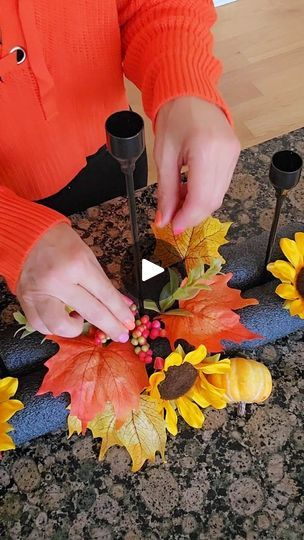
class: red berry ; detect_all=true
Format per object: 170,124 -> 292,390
152,320 -> 161,329
141,315 -> 150,324
142,329 -> 149,339
138,351 -> 147,361
146,321 -> 152,329
138,336 -> 146,346
132,330 -> 141,339
149,329 -> 160,340
146,347 -> 153,355
137,325 -> 145,333
154,357 -> 165,370
144,356 -> 153,364
160,329 -> 167,338
95,330 -> 106,340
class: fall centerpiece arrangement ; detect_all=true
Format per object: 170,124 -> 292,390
3,216 -> 283,471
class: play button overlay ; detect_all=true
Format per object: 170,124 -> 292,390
142,258 -> 164,282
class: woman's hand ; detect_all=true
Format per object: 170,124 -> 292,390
154,97 -> 240,233
16,223 -> 135,340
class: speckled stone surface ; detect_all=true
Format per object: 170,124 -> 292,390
0,129 -> 304,539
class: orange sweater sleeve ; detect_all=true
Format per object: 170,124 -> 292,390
0,187 -> 70,293
117,0 -> 231,125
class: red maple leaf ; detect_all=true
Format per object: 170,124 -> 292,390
160,273 -> 261,352
37,336 -> 148,431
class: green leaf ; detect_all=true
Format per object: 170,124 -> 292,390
173,285 -> 209,301
187,263 -> 205,285
144,300 -> 160,313
13,311 -> 27,325
159,296 -> 175,313
164,309 -> 194,317
82,322 -> 92,336
203,259 -> 222,280
159,268 -> 180,302
20,329 -> 33,339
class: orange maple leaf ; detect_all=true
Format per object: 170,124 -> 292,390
37,336 -> 148,431
160,273 -> 261,352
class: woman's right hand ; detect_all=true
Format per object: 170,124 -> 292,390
16,223 -> 135,340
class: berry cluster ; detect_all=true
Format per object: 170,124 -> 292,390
130,313 -> 166,367
83,303 -> 166,370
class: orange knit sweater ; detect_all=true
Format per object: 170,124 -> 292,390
0,0 -> 229,293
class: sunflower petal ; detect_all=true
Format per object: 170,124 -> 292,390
164,352 -> 183,370
164,402 -> 178,436
148,372 -> 165,399
0,377 -> 18,403
0,421 -> 14,434
200,358 -> 231,375
275,283 -> 299,300
187,381 -> 210,408
295,232 -> 304,255
0,432 -> 15,451
0,400 -> 24,423
176,396 -> 205,429
280,238 -> 302,268
184,345 -> 207,366
199,374 -> 227,409
266,260 -> 296,283
289,299 -> 304,317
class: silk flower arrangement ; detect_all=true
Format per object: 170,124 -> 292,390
8,216 -> 280,471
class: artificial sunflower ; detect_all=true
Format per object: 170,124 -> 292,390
147,345 -> 230,435
0,377 -> 24,455
267,232 -> 304,319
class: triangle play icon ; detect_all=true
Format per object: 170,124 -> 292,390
141,259 -> 164,282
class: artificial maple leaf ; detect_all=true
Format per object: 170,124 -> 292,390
152,217 -> 231,273
87,396 -> 166,472
37,336 -> 148,431
160,273 -> 261,352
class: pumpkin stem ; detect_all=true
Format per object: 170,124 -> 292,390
237,401 -> 246,416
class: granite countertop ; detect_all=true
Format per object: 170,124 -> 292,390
0,129 -> 303,540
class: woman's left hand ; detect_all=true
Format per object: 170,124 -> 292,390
154,97 -> 240,234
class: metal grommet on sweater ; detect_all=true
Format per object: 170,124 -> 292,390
9,46 -> 27,65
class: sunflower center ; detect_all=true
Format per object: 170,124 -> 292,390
296,267 -> 304,298
158,363 -> 198,400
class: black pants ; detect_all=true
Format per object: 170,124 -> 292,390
38,145 -> 148,216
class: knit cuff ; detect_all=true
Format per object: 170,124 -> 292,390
141,36 -> 232,128
0,187 -> 70,293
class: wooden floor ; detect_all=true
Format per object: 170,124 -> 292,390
126,0 -> 304,182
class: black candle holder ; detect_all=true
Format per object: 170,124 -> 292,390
264,150 -> 302,268
105,111 -> 146,313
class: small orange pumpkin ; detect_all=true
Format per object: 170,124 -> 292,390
207,357 -> 272,411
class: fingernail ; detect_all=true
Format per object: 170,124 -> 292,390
154,210 -> 162,227
173,227 -> 184,236
125,319 -> 135,331
122,295 -> 133,306
119,332 -> 130,343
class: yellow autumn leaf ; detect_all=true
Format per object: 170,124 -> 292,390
152,216 -> 231,274
116,395 -> 166,472
74,396 -> 167,472
88,402 -> 122,456
67,412 -> 83,438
